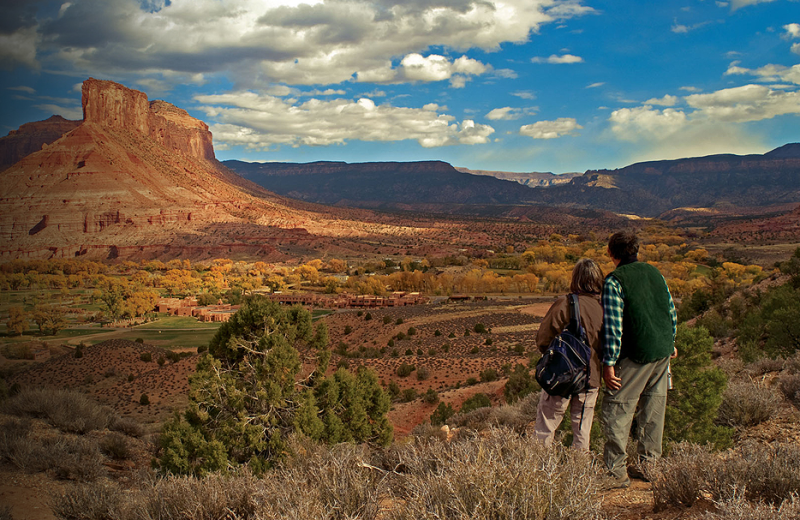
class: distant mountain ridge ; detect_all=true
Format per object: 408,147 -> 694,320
224,144 -> 800,218
454,167 -> 581,187
224,159 -> 537,205
526,143 -> 800,217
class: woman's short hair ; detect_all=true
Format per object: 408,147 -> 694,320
570,258 -> 603,295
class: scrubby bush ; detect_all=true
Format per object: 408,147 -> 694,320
100,432 -> 130,460
504,363 -> 539,404
422,388 -> 438,405
430,402 -> 455,426
139,393 -> 150,405
383,316 -> 392,324
649,440 -> 800,510
473,323 -> 487,334
401,388 -> 418,402
717,380 -> 781,428
397,363 -> 416,377
140,352 -> 152,362
434,330 -> 441,337
394,429 -> 603,520
407,327 -> 416,336
479,368 -> 497,382
396,318 -> 404,325
780,374 -> 800,407
50,481 -> 128,520
2,388 -> 116,434
702,494 -> 800,520
459,393 -> 491,414
416,367 -> 430,381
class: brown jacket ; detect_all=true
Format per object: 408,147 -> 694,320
535,293 -> 603,388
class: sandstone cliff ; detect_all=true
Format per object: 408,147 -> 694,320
0,115 -> 81,171
0,79 -> 416,261
82,78 -> 215,161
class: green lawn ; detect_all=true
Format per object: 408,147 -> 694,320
112,328 -> 219,348
134,316 -> 221,329
312,309 -> 334,320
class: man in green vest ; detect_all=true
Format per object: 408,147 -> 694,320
601,230 -> 677,489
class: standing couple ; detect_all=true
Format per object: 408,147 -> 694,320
533,230 -> 678,488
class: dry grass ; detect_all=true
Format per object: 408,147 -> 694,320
717,380 -> 781,428
446,391 -> 539,434
702,493 -> 800,520
2,387 -> 117,434
780,374 -> 800,407
649,441 -> 800,511
48,427 -> 605,520
389,429 -> 603,520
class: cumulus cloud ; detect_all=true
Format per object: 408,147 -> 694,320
485,107 -> 536,120
33,103 -> 83,120
8,85 -> 36,94
644,95 -> 679,106
531,54 -> 584,64
728,0 -> 776,10
608,82 -> 800,160
0,26 -> 40,69
511,90 -> 536,100
685,84 -> 800,122
793,43 -> 800,56
22,0 -> 592,87
519,117 -> 582,139
784,23 -> 800,39
725,61 -> 800,85
195,91 -> 495,149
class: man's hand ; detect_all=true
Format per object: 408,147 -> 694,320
671,347 -> 678,359
603,365 -> 621,391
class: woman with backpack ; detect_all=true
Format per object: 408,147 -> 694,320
532,258 -> 604,451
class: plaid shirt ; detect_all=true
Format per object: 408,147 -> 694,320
601,275 -> 677,366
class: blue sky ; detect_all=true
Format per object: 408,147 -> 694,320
1,0 -> 798,173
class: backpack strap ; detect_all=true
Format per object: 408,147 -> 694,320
568,294 -> 589,344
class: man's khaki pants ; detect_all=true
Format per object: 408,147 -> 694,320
602,356 -> 670,480
534,387 -> 599,452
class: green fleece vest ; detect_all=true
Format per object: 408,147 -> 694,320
609,262 -> 674,364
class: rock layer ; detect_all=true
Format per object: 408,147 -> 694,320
0,115 -> 81,171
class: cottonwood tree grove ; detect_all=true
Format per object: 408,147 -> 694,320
159,296 -> 392,476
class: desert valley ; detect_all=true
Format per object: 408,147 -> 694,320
1,76 -> 800,520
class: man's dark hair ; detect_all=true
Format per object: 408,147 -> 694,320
608,230 -> 639,260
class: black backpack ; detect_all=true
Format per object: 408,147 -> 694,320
535,294 -> 592,398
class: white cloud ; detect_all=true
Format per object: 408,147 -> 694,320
485,107 -> 536,120
607,82 -> 800,160
609,106 -> 688,140
725,62 -> 800,85
486,107 -> 516,120
305,88 -> 347,96
0,26 -> 40,69
519,117 -> 582,139
729,0 -> 776,10
680,86 -> 701,92
784,23 -> 800,39
685,84 -> 800,122
511,90 -> 536,100
493,68 -> 518,79
33,103 -> 83,120
793,43 -> 800,56
672,23 -> 689,34
644,95 -> 679,106
356,53 -> 489,85
29,0 -> 593,87
195,90 -> 494,149
531,54 -> 584,64
586,82 -> 605,89
8,86 -> 36,94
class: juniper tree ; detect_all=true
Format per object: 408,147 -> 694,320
159,296 -> 392,476
663,324 -> 731,450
